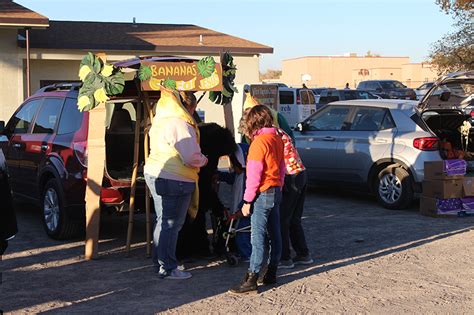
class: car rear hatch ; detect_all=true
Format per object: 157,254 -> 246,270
416,71 -> 474,161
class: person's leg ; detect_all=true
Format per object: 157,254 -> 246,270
158,179 -> 194,273
145,174 -> 163,269
289,171 -> 311,260
248,190 -> 273,274
279,175 -> 299,262
267,187 -> 282,269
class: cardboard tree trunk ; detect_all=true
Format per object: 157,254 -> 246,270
84,102 -> 106,260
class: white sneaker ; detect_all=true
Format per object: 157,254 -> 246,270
162,268 -> 192,280
177,264 -> 186,271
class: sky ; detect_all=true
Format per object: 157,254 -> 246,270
17,0 -> 456,72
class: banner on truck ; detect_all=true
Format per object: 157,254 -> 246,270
249,84 -> 279,110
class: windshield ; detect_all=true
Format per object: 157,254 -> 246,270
380,81 -> 406,89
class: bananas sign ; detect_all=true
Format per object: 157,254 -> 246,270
140,61 -> 223,92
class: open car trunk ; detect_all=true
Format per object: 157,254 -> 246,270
418,71 -> 474,161
104,100 -> 145,182
421,109 -> 474,160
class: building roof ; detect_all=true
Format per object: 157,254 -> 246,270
284,55 -> 410,62
0,0 -> 49,28
22,20 -> 273,54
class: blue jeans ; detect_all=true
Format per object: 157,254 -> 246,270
145,174 -> 195,272
249,187 -> 282,273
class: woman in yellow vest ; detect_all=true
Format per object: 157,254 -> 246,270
144,89 -> 207,280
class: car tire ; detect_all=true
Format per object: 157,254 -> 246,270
375,165 -> 413,209
41,178 -> 82,240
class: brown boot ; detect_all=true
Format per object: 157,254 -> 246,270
258,265 -> 277,285
229,272 -> 258,294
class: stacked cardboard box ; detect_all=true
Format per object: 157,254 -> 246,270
420,160 -> 473,217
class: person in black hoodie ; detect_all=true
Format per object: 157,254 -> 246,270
1,150 -> 17,255
177,122 -> 236,259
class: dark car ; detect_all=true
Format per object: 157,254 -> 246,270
357,80 -> 417,100
318,89 -> 379,105
0,83 -> 146,239
0,141 -> 17,253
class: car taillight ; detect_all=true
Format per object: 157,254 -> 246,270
470,111 -> 474,118
296,95 -> 301,104
413,137 -> 439,151
73,141 -> 88,167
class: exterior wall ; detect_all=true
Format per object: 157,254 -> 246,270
281,56 -> 410,89
282,56 -> 440,90
401,63 -> 438,88
0,29 -> 23,122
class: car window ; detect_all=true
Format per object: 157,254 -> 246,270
105,101 -> 137,129
10,99 -> 42,134
356,91 -> 377,99
300,90 -> 315,104
58,98 -> 85,135
306,106 -> 351,131
32,98 -> 64,134
367,82 -> 379,90
351,107 -> 395,131
358,82 -> 366,89
342,90 -> 360,100
380,81 -> 405,89
279,91 -> 294,104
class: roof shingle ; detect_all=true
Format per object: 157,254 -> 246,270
24,20 -> 273,54
0,0 -> 48,28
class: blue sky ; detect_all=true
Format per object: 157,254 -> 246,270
17,0 -> 455,71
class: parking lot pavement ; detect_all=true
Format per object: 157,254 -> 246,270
2,188 -> 473,313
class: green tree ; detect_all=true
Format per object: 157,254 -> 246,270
429,0 -> 474,74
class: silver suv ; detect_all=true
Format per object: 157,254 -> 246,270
294,71 -> 474,209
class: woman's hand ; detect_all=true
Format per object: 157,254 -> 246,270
241,203 -> 252,217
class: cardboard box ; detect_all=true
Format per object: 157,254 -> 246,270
422,179 -> 463,199
424,161 -> 464,180
463,177 -> 474,196
419,196 -> 459,218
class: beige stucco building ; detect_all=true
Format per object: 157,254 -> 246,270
0,1 -> 272,125
281,54 -> 438,89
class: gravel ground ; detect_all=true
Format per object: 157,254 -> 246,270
1,187 -> 473,314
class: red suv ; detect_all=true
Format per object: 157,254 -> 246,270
0,83 -> 146,239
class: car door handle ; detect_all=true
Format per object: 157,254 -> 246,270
322,136 -> 335,141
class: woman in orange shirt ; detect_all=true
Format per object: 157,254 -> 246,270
229,105 -> 285,294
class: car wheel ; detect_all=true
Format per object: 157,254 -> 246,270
375,166 -> 413,209
42,178 -> 81,240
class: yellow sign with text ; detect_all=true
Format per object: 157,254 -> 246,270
141,61 -> 223,92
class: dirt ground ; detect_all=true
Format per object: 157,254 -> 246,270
1,187 -> 474,314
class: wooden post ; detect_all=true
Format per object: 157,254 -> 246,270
125,100 -> 143,256
25,27 -> 31,98
143,92 -> 153,258
84,102 -> 106,260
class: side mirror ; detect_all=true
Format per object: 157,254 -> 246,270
296,122 -> 306,132
439,91 -> 451,102
0,121 -> 5,134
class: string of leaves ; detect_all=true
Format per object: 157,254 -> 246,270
209,52 -> 238,105
77,52 -> 125,112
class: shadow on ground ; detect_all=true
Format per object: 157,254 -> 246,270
1,188 -> 473,313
